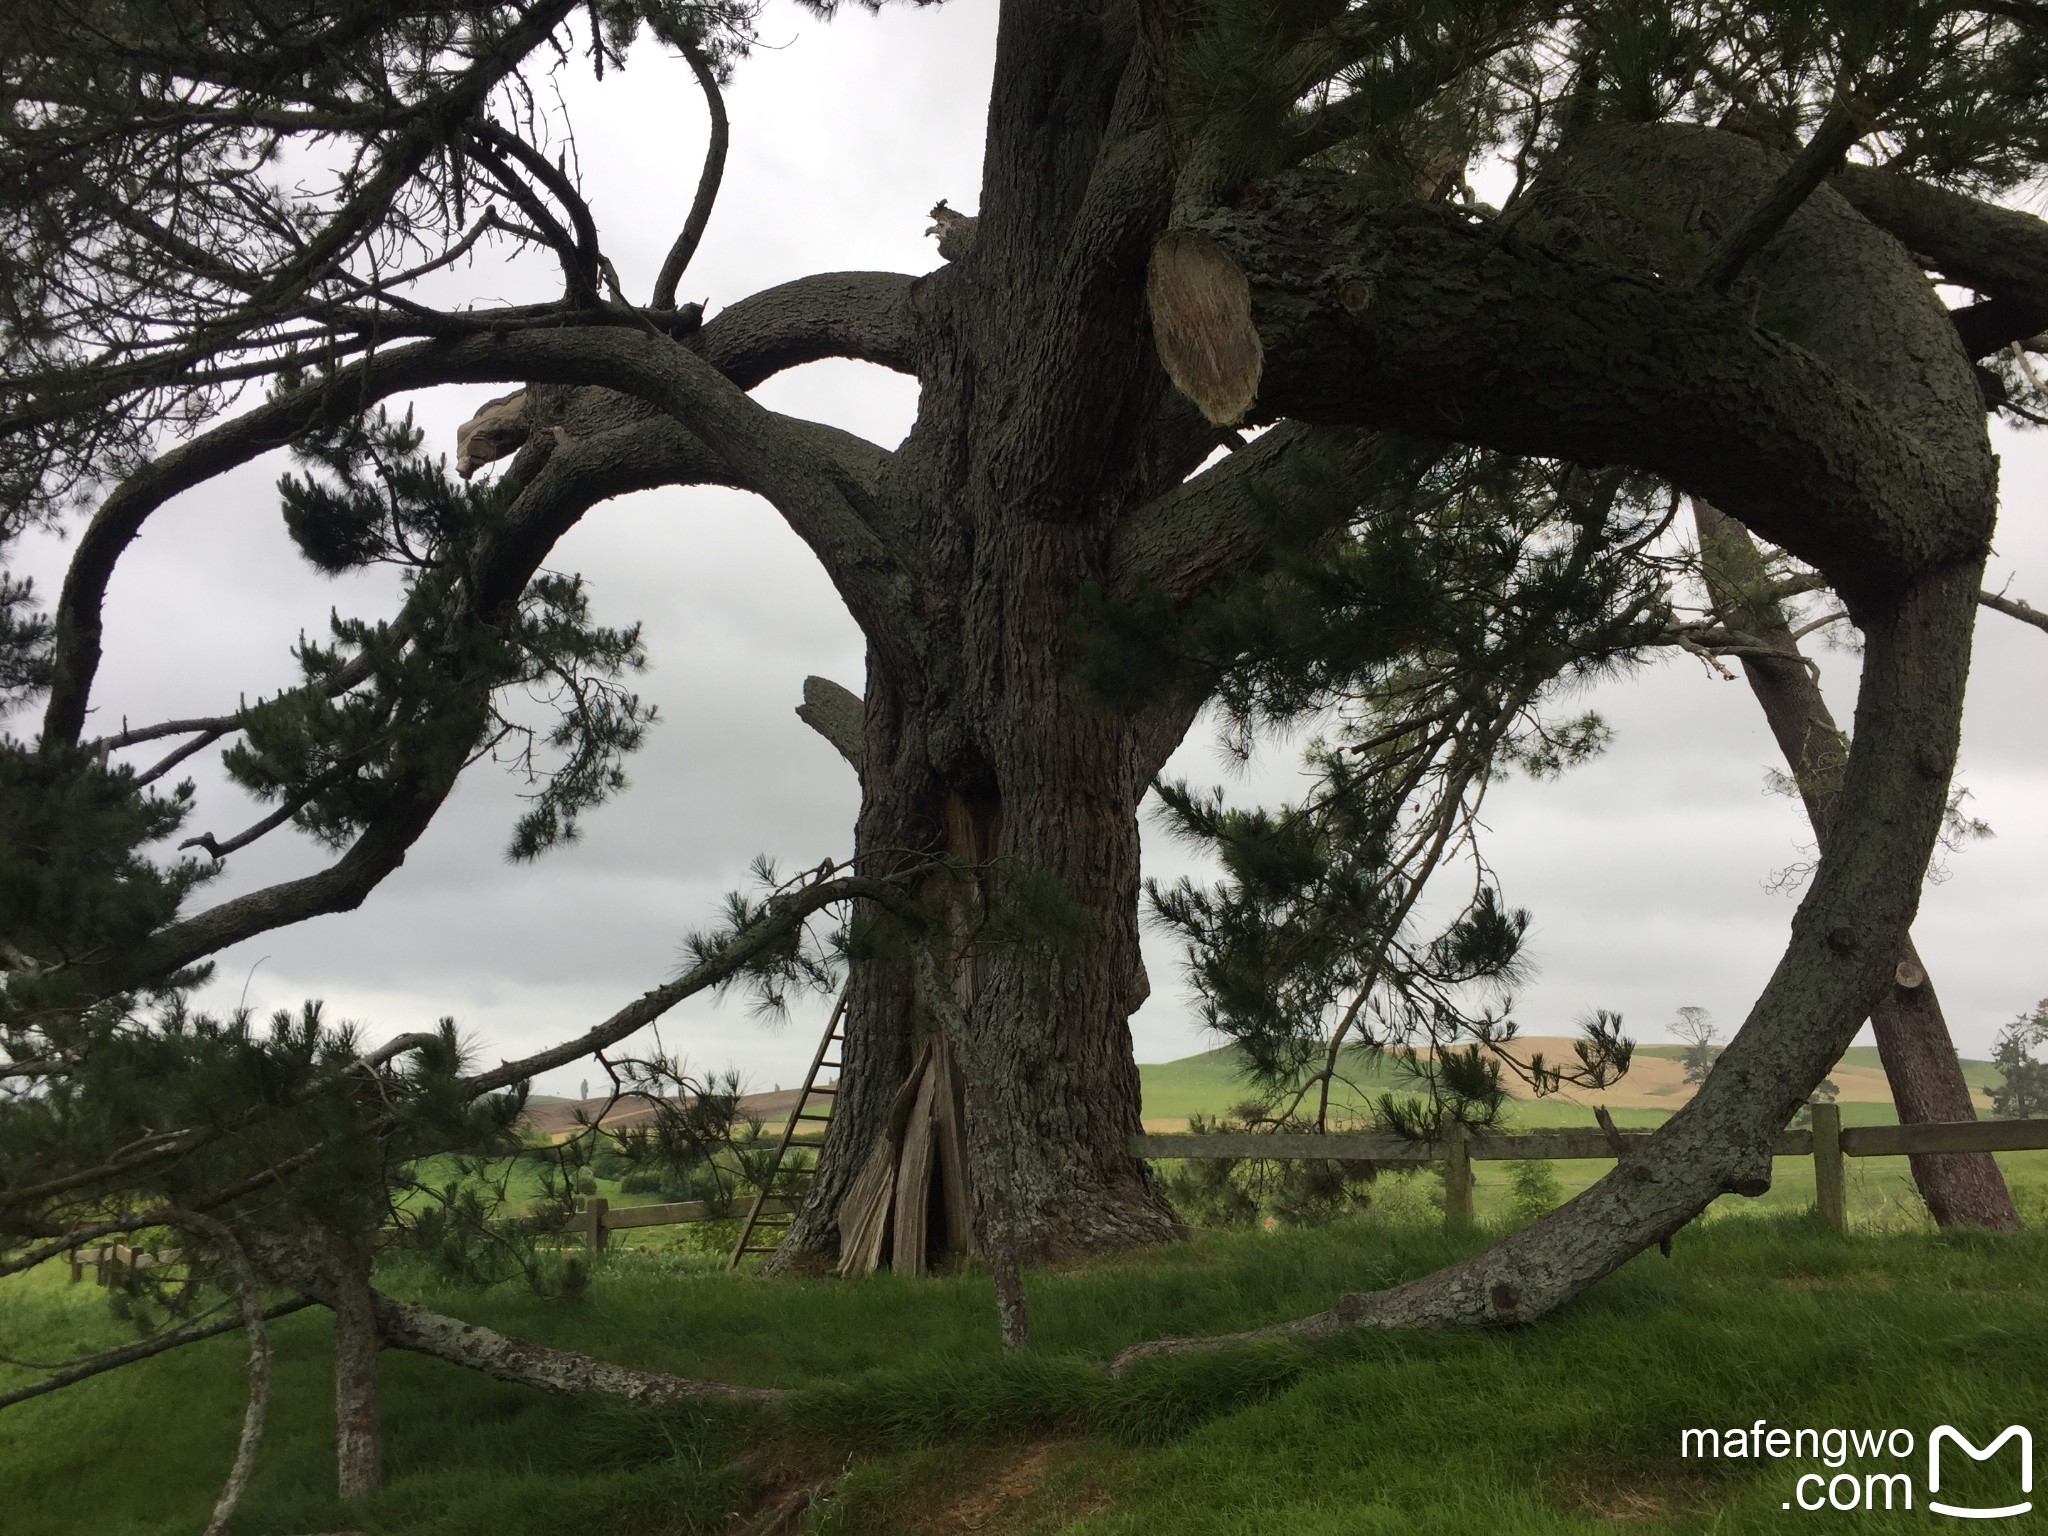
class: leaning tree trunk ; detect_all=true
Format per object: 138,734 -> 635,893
1119,552 -> 1990,1362
1693,498 -> 2019,1230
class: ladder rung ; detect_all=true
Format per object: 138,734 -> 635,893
797,1110 -> 833,1121
808,1082 -> 838,1092
818,1060 -> 842,1070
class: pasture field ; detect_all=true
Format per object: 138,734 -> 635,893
3,1215 -> 2044,1534
1135,1043 -> 2048,1226
10,1041 -> 2032,1534
407,1042 -> 2043,1252
423,1044 -> 2045,1247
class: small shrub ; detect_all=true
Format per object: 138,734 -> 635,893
1505,1159 -> 1562,1226
1157,1104 -> 1375,1229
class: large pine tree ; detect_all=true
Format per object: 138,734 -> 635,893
5,0 -> 2047,1351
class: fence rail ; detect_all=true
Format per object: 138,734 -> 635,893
1133,1107 -> 2048,1233
67,1196 -> 798,1282
69,1243 -> 180,1284
566,1194 -> 795,1252
64,1112 -> 2048,1283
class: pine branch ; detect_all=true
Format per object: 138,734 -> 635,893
652,42 -> 730,311
1695,97 -> 1870,292
0,1299 -> 312,1414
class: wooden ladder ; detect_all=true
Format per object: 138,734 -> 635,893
727,987 -> 847,1268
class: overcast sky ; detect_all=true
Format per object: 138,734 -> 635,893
13,2 -> 2047,1097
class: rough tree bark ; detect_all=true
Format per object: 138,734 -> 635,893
326,1235 -> 384,1500
771,7 -> 1220,1264
1691,498 -> 2019,1230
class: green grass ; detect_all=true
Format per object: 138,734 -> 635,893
5,1214 -> 2046,1534
1137,1044 -> 2048,1226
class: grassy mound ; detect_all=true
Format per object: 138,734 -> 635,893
4,1210 -> 2045,1534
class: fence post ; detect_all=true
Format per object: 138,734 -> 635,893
583,1196 -> 609,1255
1811,1102 -> 1846,1234
1442,1123 -> 1474,1232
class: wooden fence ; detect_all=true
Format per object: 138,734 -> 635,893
1133,1106 -> 2048,1234
66,1197 -> 800,1282
564,1194 -> 795,1252
64,1111 -> 2048,1282
69,1243 -> 180,1285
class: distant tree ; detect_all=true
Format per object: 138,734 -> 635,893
1989,1002 -> 2048,1120
1673,1007 -> 1721,1088
1793,1076 -> 1839,1129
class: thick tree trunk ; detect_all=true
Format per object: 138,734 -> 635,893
776,642 -> 1188,1266
950,521 -> 1186,1261
1693,499 -> 2018,1230
770,4 -> 1203,1269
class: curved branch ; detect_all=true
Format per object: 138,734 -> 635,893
0,1298 -> 312,1414
43,335 -> 537,749
468,121 -> 603,288
651,43 -> 730,311
93,419 -> 744,990
462,133 -> 600,305
1116,556 -> 1986,1365
1832,164 -> 2048,353
698,272 -> 919,389
1212,139 -> 1989,602
433,329 -> 920,663
43,285 -> 915,752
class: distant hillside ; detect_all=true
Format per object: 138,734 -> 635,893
1635,1043 -> 2000,1093
518,1088 -> 803,1140
1138,1038 -> 1999,1129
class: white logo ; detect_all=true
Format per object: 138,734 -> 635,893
1929,1426 -> 2033,1520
